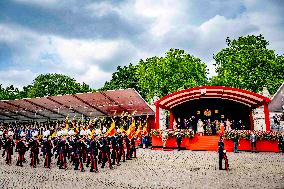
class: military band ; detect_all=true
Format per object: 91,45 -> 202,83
0,114 -> 148,173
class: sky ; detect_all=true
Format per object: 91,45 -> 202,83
0,0 -> 284,89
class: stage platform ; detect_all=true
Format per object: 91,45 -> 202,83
151,135 -> 279,152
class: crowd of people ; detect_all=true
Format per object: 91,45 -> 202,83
175,116 -> 247,136
0,113 -> 150,172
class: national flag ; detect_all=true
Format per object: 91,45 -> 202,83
127,119 -> 136,139
106,119 -> 116,136
135,121 -> 143,138
65,114 -> 69,129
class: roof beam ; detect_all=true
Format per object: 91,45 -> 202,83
46,96 -> 88,118
99,91 -> 128,113
23,99 -> 66,118
71,94 -> 108,116
2,101 -> 48,120
0,108 -> 19,120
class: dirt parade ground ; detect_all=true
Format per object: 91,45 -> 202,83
0,149 -> 283,189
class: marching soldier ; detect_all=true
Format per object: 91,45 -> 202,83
58,133 -> 68,169
4,131 -> 15,165
74,137 -> 86,172
130,135 -> 137,158
100,135 -> 112,169
42,133 -> 53,168
89,135 -> 99,172
125,135 -> 131,160
117,133 -> 125,162
29,132 -> 40,168
16,133 -> 27,167
110,134 -> 120,166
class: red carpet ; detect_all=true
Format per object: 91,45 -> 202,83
189,135 -> 220,151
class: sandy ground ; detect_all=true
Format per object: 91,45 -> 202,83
0,149 -> 283,189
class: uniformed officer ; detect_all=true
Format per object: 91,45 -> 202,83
130,135 -> 137,158
218,135 -> 225,170
89,135 -> 99,172
5,131 -> 15,165
42,134 -> 53,168
100,135 -> 112,169
16,133 -> 26,167
29,131 -> 40,168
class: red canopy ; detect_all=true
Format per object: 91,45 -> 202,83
0,89 -> 154,122
155,86 -> 271,110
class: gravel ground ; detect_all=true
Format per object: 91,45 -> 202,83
0,149 -> 283,189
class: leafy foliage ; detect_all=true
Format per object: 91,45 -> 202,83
0,74 -> 92,100
210,35 -> 284,94
101,48 -> 208,102
100,63 -> 139,92
136,49 -> 208,102
26,73 -> 92,98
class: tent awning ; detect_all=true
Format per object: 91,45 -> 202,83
0,89 -> 154,122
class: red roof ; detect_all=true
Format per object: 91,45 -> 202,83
154,86 -> 271,110
0,89 -> 154,121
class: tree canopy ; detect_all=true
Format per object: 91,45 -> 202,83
210,35 -> 284,94
0,73 -> 92,100
101,48 -> 208,102
1,35 -> 283,101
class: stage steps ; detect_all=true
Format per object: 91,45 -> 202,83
190,135 -> 220,151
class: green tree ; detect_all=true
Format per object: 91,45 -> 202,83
210,34 -> 284,94
101,63 -> 139,91
26,73 -> 92,98
137,49 -> 208,102
0,84 -> 21,100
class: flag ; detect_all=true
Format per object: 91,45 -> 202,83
143,115 -> 148,135
135,121 -> 143,138
127,119 -> 136,139
51,131 -> 57,138
65,114 -> 69,130
106,119 -> 116,136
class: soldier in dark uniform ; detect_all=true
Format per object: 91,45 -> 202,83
74,137 -> 86,172
176,132 -> 182,151
130,135 -> 137,158
5,132 -> 15,165
29,135 -> 40,168
117,134 -> 125,163
100,135 -> 112,169
89,135 -> 99,172
16,135 -> 26,167
43,137 -> 53,168
58,136 -> 68,169
218,135 -> 224,170
110,134 -> 120,165
125,135 -> 131,160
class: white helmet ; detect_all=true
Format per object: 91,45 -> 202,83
8,131 -> 14,136
80,130 -> 85,136
68,130 -> 75,136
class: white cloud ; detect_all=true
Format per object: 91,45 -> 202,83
1,0 -> 284,90
0,69 -> 36,89
0,24 -> 138,88
13,0 -> 59,6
